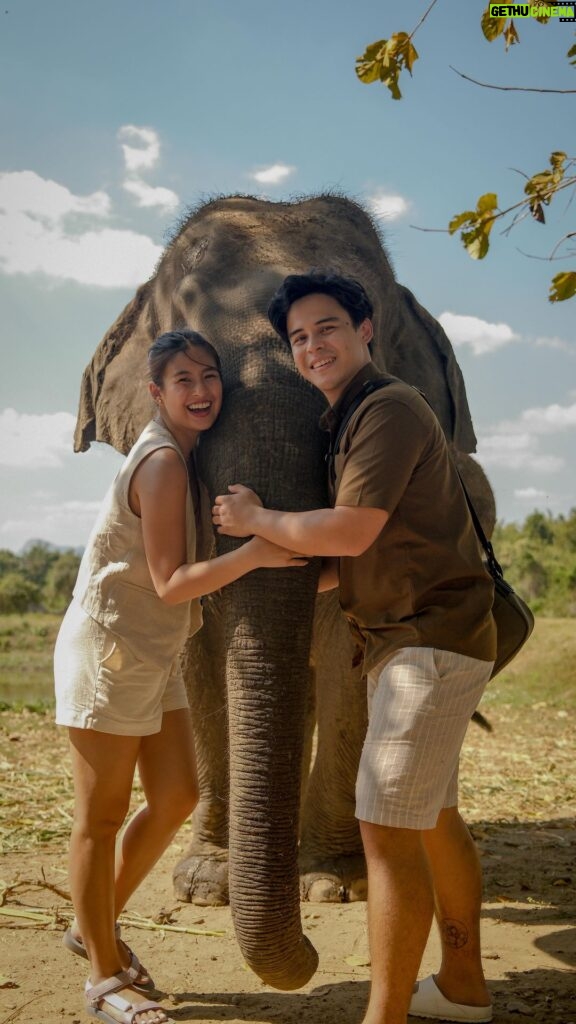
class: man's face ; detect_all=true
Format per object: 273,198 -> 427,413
286,293 -> 373,404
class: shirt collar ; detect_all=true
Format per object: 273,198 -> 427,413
319,362 -> 386,436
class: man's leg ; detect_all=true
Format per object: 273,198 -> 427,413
421,806 -> 491,1008
360,821 -> 434,1024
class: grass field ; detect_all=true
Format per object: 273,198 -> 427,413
0,612 -> 574,711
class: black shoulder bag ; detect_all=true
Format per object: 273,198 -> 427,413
327,378 -> 535,679
457,477 -> 535,678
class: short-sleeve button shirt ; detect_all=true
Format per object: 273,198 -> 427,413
321,364 -> 496,673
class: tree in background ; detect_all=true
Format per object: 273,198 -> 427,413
43,551 -> 82,612
493,508 -> 576,615
355,1 -> 576,302
0,545 -> 80,614
0,573 -> 41,615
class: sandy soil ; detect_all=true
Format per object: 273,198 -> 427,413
1,704 -> 575,1024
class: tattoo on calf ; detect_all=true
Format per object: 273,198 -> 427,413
441,918 -> 469,949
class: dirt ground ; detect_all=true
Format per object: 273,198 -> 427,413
1,702 -> 575,1024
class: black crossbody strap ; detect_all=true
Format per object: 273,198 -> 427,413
327,376 -> 503,583
327,379 -> 393,484
454,473 -> 504,581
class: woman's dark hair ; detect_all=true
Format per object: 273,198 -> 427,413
267,270 -> 374,344
147,329 -> 221,386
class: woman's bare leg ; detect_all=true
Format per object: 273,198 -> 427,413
68,725 -> 179,1022
114,708 -> 199,913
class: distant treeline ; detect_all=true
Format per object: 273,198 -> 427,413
0,543 -> 81,614
492,510 -> 576,617
0,509 -> 575,616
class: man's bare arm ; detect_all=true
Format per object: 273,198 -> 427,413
213,484 -> 388,557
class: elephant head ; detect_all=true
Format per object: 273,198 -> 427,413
74,194 -> 495,990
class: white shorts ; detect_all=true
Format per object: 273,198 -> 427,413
356,647 -> 493,830
54,600 -> 189,736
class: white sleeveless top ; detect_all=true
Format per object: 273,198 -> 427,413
73,419 -> 203,668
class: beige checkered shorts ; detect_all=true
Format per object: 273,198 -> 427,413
356,647 -> 493,830
54,599 -> 189,736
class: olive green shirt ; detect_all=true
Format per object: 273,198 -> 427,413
322,364 -> 496,673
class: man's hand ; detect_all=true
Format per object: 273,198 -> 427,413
213,484 -> 263,537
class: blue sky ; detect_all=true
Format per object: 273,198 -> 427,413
1,1 -> 574,552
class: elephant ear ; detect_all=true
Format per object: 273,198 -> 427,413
74,281 -> 155,455
383,284 -> 478,454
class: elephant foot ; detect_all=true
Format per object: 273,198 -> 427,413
173,849 -> 229,906
299,853 -> 367,903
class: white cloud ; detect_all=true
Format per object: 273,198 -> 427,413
0,500 -> 102,553
122,178 -> 179,211
474,400 -> 576,474
0,170 -> 162,287
0,409 -> 77,468
0,169 -> 110,221
118,125 -> 160,172
534,334 -> 574,354
117,125 -> 180,213
514,487 -> 549,502
519,402 -> 576,434
366,191 -> 409,221
438,312 -> 520,356
249,163 -> 295,185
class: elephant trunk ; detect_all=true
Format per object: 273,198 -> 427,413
224,565 -> 319,989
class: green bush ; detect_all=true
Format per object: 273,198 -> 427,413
0,573 -> 42,614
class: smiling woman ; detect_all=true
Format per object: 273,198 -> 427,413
51,326 -> 308,1024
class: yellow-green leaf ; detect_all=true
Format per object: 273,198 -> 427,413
550,151 -> 567,174
448,210 -> 476,235
355,32 -> 418,99
355,40 -> 387,83
481,7 -> 506,42
477,192 -> 498,214
568,43 -> 576,65
462,220 -> 493,260
549,271 -> 576,303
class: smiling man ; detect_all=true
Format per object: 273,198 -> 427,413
213,270 -> 496,1024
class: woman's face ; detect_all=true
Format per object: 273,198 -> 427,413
152,345 -> 223,443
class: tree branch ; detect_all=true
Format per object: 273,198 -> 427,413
449,65 -> 576,94
410,0 -> 440,41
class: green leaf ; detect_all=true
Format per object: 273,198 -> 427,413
448,210 -> 476,234
355,40 -> 387,84
355,32 -> 418,99
549,271 -> 576,303
477,192 -> 498,214
462,222 -> 493,260
567,43 -> 576,66
481,7 -> 506,42
550,151 -> 567,174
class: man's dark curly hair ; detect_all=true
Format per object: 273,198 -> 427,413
267,269 -> 374,344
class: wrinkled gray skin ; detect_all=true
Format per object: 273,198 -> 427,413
74,195 -> 496,991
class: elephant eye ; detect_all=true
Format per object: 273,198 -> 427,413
183,237 -> 209,270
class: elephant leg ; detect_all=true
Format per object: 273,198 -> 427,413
299,592 -> 368,903
173,593 -> 230,906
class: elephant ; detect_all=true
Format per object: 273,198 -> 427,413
74,194 -> 496,992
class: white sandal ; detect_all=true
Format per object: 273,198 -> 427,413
85,971 -> 174,1023
63,924 -> 156,992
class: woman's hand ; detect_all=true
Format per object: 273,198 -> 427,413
246,535 -> 308,569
